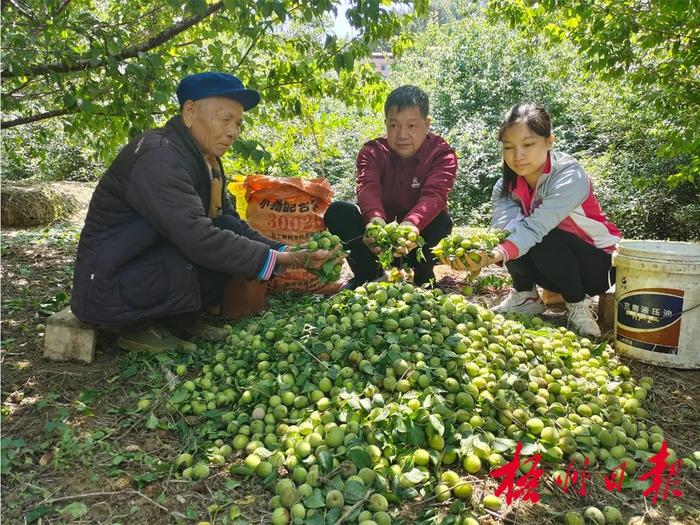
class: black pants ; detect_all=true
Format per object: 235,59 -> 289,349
324,201 -> 452,286
162,214 -> 243,331
506,228 -> 615,303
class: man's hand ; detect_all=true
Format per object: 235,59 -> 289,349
363,217 -> 385,254
394,221 -> 420,256
277,245 -> 343,270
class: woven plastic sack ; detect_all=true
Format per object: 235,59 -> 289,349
226,176 -> 248,219
244,175 -> 340,295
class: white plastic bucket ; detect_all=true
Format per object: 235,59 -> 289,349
612,240 -> 700,368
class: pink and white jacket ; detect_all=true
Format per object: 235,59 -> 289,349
491,151 -> 621,262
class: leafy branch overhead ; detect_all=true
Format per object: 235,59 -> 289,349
1,0 -> 428,159
487,0 -> 700,185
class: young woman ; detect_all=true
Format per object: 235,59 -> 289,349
456,102 -> 620,337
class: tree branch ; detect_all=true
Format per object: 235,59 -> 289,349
2,0 -> 34,19
1,1 -> 225,78
2,107 -> 76,128
54,0 -> 72,17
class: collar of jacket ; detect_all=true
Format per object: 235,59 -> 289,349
510,150 -> 558,206
164,116 -> 224,174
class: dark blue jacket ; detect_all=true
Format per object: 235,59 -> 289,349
71,117 -> 280,325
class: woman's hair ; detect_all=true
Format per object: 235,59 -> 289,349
498,102 -> 552,198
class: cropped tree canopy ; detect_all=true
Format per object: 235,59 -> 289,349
488,0 -> 700,187
1,0 -> 426,161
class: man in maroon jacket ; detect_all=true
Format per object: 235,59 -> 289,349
324,85 -> 457,288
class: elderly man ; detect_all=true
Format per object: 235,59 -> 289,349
324,85 -> 457,289
72,72 -> 333,352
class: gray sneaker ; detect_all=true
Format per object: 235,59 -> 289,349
566,298 -> 601,338
117,324 -> 197,353
492,287 -> 546,315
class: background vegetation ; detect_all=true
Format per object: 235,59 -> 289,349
2,0 -> 698,240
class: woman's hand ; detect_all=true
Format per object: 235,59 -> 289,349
440,249 -> 503,273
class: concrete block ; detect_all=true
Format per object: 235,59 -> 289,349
43,308 -> 96,364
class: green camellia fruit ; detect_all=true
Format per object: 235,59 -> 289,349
435,483 -> 451,502
482,494 -> 502,510
563,512 -> 585,525
602,506 -> 623,524
175,453 -> 193,469
270,507 -> 290,525
584,507 -> 605,525
325,427 -> 345,448
463,455 -> 481,474
413,448 -> 430,466
526,417 -> 544,435
325,489 -> 345,509
374,511 -> 392,525
368,494 -> 388,512
453,481 -> 473,500
192,463 -> 210,480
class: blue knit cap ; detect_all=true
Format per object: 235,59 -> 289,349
176,72 -> 260,110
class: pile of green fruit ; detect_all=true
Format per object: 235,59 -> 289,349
150,283 -> 696,524
365,221 -> 426,268
294,230 -> 345,285
433,230 -> 510,268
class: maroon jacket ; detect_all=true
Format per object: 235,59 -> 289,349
356,133 -> 457,231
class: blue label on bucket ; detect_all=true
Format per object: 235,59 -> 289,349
617,292 -> 683,329
616,288 -> 684,353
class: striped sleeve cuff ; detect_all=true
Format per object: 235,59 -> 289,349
496,241 -> 519,263
257,249 -> 278,281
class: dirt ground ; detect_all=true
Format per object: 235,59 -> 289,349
1,184 -> 698,525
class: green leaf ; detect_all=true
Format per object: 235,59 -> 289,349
326,508 -> 341,524
317,449 -> 333,473
402,467 -> 429,484
145,414 -> 158,429
224,479 -> 242,490
520,442 -> 539,456
230,465 -> 254,476
222,0 -> 237,11
492,437 -> 517,452
343,479 -> 366,503
333,53 -> 344,73
60,502 -> 88,520
272,1 -> 287,22
364,324 -> 377,340
305,513 -> 324,525
347,446 -> 371,469
25,505 -> 51,523
169,387 -> 189,404
304,488 -> 326,509
120,366 -> 138,379
428,414 -> 444,436
406,420 -> 426,446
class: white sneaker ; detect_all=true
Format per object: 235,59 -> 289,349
566,298 -> 601,338
492,287 -> 546,315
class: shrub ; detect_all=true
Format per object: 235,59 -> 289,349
1,124 -> 100,182
388,12 -> 697,240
